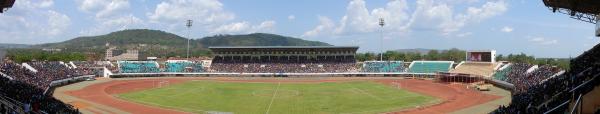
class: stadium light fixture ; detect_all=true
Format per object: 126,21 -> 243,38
379,18 -> 385,61
186,20 -> 193,59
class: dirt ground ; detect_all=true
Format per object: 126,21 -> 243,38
59,77 -> 503,114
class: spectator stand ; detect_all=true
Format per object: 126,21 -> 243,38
362,61 -> 405,73
0,61 -> 80,114
164,60 -> 204,73
20,63 -> 37,73
493,63 -> 512,81
408,61 -> 454,74
117,61 -> 160,73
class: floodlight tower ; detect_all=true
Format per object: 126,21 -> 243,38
186,20 -> 193,59
379,18 -> 385,61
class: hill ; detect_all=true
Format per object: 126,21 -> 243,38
393,48 -> 436,54
198,33 -> 331,47
0,43 -> 31,49
34,29 -> 331,58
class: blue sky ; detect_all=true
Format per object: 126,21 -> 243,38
0,0 -> 598,58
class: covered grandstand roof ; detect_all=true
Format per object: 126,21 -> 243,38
543,0 -> 600,24
209,46 -> 359,49
0,0 -> 15,13
209,46 -> 359,53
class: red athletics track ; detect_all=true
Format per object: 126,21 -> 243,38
64,78 -> 501,114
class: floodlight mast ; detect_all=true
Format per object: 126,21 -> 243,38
379,18 -> 385,61
186,20 -> 193,59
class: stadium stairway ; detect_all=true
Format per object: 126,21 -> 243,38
451,62 -> 497,77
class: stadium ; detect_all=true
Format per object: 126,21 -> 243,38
0,0 -> 599,114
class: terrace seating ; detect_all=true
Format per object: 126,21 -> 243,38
408,61 -> 453,73
165,61 -> 204,73
362,61 -> 405,72
493,65 -> 511,81
0,61 -> 80,113
118,61 -> 160,73
451,62 -> 496,77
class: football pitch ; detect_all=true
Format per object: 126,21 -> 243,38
117,80 -> 438,114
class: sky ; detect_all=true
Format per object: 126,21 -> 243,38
0,0 -> 598,58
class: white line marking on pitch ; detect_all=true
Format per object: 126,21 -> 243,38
265,82 -> 281,114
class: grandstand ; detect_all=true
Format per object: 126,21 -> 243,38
209,46 -> 359,73
118,61 -> 160,73
0,61 -> 91,114
493,63 -> 511,81
164,60 -> 204,73
362,61 -> 405,72
490,1 -> 600,114
408,61 -> 453,73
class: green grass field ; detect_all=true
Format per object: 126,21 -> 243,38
117,81 -> 438,114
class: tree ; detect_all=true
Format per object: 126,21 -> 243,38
496,54 -> 504,61
426,50 -> 439,60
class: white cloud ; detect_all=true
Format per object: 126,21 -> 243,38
80,15 -> 144,36
148,0 -> 234,24
288,15 -> 295,20
77,0 -> 130,19
46,10 -> 71,36
75,0 -> 145,36
529,36 -> 558,45
211,20 -> 276,34
0,0 -> 71,44
39,0 -> 54,8
408,0 -> 507,35
147,0 -> 277,36
302,16 -> 335,37
304,0 -> 507,38
456,32 -> 473,37
501,26 -> 513,33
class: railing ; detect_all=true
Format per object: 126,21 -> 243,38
0,93 -> 26,114
0,71 -> 13,80
44,75 -> 95,95
570,72 -> 600,93
571,94 -> 583,114
544,100 -> 571,114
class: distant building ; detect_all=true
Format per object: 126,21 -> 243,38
105,47 -> 139,61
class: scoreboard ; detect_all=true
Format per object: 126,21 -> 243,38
466,50 -> 496,63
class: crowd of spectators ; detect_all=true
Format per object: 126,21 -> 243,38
504,64 -> 562,93
72,61 -> 110,76
210,56 -> 358,73
211,62 -> 358,73
0,61 -> 79,113
493,44 -> 600,114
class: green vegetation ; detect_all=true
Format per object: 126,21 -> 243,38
357,48 -> 466,62
33,29 -> 330,60
199,33 -> 331,47
358,49 -> 570,70
496,53 -> 570,70
6,49 -> 85,63
118,81 -> 437,114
